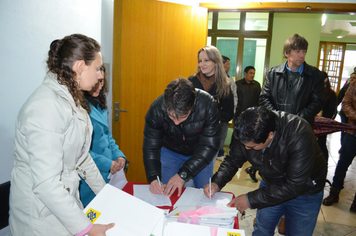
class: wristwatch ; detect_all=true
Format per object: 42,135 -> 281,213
179,171 -> 187,180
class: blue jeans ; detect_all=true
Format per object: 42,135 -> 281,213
160,147 -> 215,188
253,180 -> 323,236
218,122 -> 229,156
333,133 -> 356,190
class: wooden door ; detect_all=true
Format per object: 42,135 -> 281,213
113,0 -> 208,182
318,42 -> 346,93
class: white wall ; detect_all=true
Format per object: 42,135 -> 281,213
0,1 -> 114,233
101,0 -> 114,130
0,0 -> 106,185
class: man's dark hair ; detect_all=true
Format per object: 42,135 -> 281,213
222,55 -> 230,64
234,106 -> 276,144
283,34 -> 308,58
244,66 -> 255,74
163,78 -> 196,118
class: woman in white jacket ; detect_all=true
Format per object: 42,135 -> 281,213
9,34 -> 114,236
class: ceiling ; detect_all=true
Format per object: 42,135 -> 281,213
321,14 -> 356,39
160,1 -> 356,41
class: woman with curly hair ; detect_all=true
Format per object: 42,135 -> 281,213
188,45 -> 234,162
9,34 -> 114,235
79,65 -> 127,207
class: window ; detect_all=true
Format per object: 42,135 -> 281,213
318,42 -> 346,93
207,11 -> 272,83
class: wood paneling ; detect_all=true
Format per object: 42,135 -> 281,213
113,0 -> 208,182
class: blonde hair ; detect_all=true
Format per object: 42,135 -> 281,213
195,46 -> 231,98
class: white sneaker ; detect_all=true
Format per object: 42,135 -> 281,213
217,156 -> 225,162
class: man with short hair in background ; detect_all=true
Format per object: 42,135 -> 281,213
235,66 -> 261,118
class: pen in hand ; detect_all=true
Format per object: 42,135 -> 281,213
209,177 -> 211,199
157,176 -> 162,188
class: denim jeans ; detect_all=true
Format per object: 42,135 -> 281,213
333,133 -> 356,190
253,180 -> 323,236
218,122 -> 229,156
160,147 -> 215,188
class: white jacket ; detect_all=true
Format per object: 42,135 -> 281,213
9,73 -> 106,235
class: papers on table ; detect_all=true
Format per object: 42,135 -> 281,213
166,206 -> 238,228
133,184 -> 172,207
83,184 -> 165,236
107,168 -> 128,190
174,187 -> 233,208
164,222 -> 245,236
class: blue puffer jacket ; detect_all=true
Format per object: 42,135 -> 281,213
79,103 -> 126,207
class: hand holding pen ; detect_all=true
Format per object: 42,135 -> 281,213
203,181 -> 219,198
149,176 -> 165,194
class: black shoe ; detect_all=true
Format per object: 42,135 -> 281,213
322,187 -> 340,206
245,166 -> 258,183
351,197 -> 356,212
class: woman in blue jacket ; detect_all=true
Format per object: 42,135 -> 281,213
79,65 -> 127,207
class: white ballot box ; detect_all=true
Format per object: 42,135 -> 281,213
83,184 -> 165,236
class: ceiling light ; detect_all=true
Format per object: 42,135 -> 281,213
331,29 -> 349,38
322,14 -> 327,26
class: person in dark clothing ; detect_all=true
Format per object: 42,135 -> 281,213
235,66 -> 262,182
259,34 -> 324,128
317,72 -> 337,164
143,78 -> 220,197
204,106 -> 326,236
337,72 -> 356,144
235,66 -> 261,118
188,46 -> 234,162
258,33 -> 324,235
323,78 -> 356,213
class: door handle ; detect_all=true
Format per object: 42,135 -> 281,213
114,102 -> 127,121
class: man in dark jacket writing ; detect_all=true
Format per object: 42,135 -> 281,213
204,106 -> 326,236
143,78 -> 220,197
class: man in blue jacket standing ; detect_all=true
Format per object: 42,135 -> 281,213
143,78 -> 220,197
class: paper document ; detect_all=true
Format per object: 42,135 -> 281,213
107,168 -> 128,190
133,184 -> 172,207
164,221 -> 245,236
83,184 -> 165,236
166,206 -> 238,228
174,187 -> 233,208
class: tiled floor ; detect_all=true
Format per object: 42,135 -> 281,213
217,117 -> 356,236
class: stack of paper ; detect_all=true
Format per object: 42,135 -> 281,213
164,221 -> 245,236
165,187 -> 238,229
174,187 -> 233,208
165,206 -> 238,228
83,184 -> 165,236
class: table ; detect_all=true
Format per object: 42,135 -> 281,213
122,182 -> 239,229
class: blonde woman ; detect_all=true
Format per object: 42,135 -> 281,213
188,45 -> 234,161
